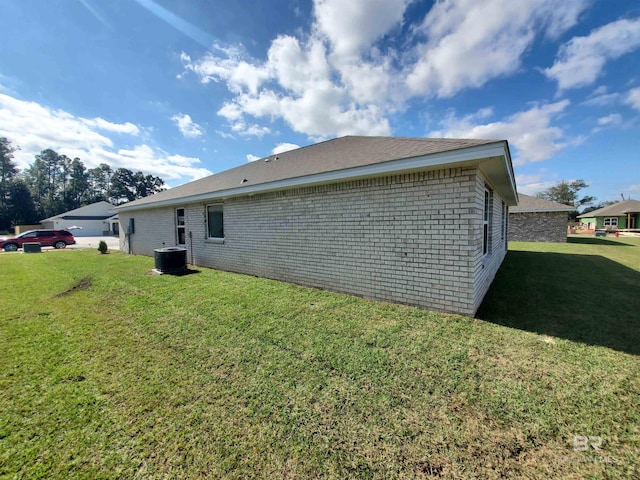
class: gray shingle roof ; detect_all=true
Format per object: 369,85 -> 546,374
40,201 -> 116,222
510,193 -> 574,213
119,136 -> 509,210
577,199 -> 640,218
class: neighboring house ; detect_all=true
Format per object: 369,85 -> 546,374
41,201 -> 117,236
117,136 -> 517,316
508,193 -> 573,242
577,199 -> 640,231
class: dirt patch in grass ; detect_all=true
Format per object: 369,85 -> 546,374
55,276 -> 93,297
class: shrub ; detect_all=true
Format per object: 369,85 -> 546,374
98,240 -> 108,254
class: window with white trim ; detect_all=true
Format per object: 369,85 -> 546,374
501,201 -> 506,242
603,217 -> 618,227
176,208 -> 186,245
504,204 -> 508,248
483,188 -> 493,256
207,204 -> 224,239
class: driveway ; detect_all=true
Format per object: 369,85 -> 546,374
68,236 -> 120,251
0,236 -> 120,253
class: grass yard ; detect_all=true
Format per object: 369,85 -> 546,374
1,237 -> 639,479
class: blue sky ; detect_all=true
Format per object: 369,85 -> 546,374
0,0 -> 639,204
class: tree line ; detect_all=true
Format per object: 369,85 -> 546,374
0,137 -> 165,232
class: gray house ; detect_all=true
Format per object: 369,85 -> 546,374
117,136 -> 517,316
508,193 -> 573,242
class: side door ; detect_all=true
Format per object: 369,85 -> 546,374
36,231 -> 56,246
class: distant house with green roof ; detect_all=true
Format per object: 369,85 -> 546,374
577,200 -> 640,231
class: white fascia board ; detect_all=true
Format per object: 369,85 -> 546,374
503,141 -> 518,203
118,142 -> 510,212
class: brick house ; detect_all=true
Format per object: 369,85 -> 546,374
117,136 -> 517,316
508,194 -> 573,242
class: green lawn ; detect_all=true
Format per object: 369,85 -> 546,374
1,239 -> 639,479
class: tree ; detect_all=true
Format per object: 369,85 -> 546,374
109,167 -> 137,203
132,171 -> 165,198
87,163 -> 112,202
535,180 -> 596,221
66,158 -> 89,210
536,180 -> 595,208
579,200 -> 617,215
7,179 -> 38,226
109,168 -> 165,204
0,138 -> 19,231
24,148 -> 67,218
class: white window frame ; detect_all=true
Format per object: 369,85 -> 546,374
176,207 -> 186,245
206,203 -> 224,242
483,188 -> 492,257
501,201 -> 506,242
603,217 -> 618,227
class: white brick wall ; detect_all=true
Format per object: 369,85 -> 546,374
120,166 -> 507,316
471,171 -> 508,313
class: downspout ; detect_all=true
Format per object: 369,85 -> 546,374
189,230 -> 194,266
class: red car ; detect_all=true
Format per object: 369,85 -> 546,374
0,230 -> 76,251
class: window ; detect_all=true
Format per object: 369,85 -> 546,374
483,188 -> 493,256
501,201 -> 506,242
207,204 -> 224,239
37,231 -> 55,237
176,208 -> 186,245
603,217 -> 618,227
504,204 -> 508,248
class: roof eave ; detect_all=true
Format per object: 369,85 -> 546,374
117,141 -> 517,212
511,208 -> 574,213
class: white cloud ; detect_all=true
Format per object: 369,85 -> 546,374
430,100 -> 582,164
406,0 -> 589,97
180,47 -> 270,95
515,173 -> 559,195
230,120 -> 270,137
171,113 -> 204,138
314,0 -> 409,58
272,143 -> 300,154
545,18 -> 640,90
0,93 -> 211,182
81,117 -> 140,135
203,34 -> 392,138
182,0 -> 590,139
245,142 -> 302,163
582,88 -> 620,107
591,112 -> 623,133
597,114 -> 622,126
628,184 -> 640,192
626,87 -> 640,110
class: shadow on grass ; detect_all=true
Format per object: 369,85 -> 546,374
568,236 -> 633,246
148,268 -> 201,277
477,251 -> 640,355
